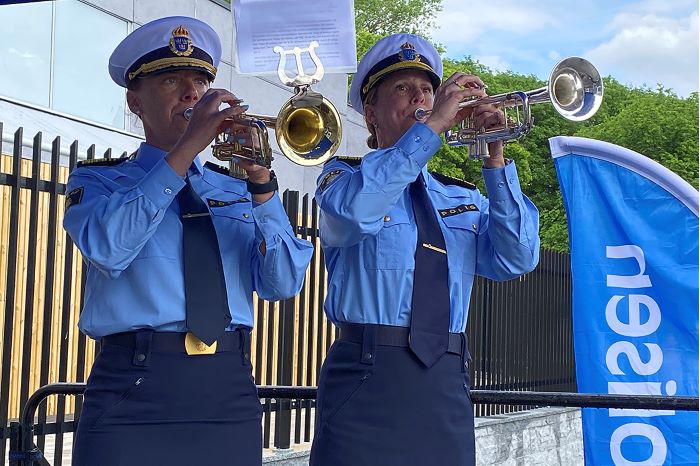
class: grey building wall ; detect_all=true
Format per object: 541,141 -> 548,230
0,0 -> 372,196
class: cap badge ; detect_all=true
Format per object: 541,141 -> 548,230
169,25 -> 194,57
398,42 -> 420,62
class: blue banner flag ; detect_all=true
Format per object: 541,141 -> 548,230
549,136 -> 698,466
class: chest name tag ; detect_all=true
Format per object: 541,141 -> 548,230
438,204 -> 478,218
207,197 -> 249,207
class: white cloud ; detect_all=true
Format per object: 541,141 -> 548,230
548,50 -> 562,62
474,55 -> 510,73
432,0 -> 555,47
585,11 -> 699,96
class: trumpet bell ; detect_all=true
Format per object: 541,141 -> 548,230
282,107 -> 324,153
276,92 -> 342,167
548,57 -> 604,122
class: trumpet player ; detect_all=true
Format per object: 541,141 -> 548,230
311,33 -> 540,466
63,16 -> 313,466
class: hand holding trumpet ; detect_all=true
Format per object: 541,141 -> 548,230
166,88 -> 250,176
424,73 -> 506,164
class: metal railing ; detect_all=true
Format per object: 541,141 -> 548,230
7,382 -> 698,466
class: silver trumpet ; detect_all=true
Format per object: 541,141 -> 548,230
414,57 -> 604,159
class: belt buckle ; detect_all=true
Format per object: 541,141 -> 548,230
185,332 -> 217,355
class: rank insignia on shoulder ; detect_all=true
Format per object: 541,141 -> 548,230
76,156 -> 128,168
319,170 -> 343,192
439,204 -> 479,218
207,197 -> 249,207
430,172 -> 477,190
330,155 -> 362,167
64,187 -> 84,212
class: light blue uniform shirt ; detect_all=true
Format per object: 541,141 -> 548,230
64,142 -> 314,338
316,123 -> 540,333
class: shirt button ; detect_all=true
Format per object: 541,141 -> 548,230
136,354 -> 146,362
243,213 -> 250,219
472,224 -> 478,231
422,145 -> 429,151
164,188 -> 172,195
363,352 -> 373,360
509,177 -> 515,184
384,215 -> 391,222
498,181 -> 505,188
414,136 -> 422,143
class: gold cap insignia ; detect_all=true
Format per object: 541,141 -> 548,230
398,42 -> 420,62
169,25 -> 194,57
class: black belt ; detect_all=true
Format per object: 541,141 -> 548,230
338,323 -> 464,355
101,329 -> 248,354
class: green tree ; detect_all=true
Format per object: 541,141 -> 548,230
354,0 -> 442,57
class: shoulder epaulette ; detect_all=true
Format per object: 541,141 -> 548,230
430,171 -> 477,190
76,156 -> 129,168
328,155 -> 362,167
204,161 -> 233,176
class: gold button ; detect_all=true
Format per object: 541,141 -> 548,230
243,213 -> 250,219
384,215 -> 391,222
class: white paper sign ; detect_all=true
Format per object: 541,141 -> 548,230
232,0 -> 357,76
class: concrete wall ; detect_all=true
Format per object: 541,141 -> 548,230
261,407 -> 585,466
0,0 -> 371,196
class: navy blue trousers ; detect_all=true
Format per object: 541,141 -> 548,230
72,330 -> 262,466
310,327 -> 475,466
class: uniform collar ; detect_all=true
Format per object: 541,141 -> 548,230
134,142 -> 204,175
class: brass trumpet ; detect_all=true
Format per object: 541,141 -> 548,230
184,86 -> 342,169
183,41 -> 343,171
414,57 -> 604,159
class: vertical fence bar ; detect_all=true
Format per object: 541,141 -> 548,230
73,144 -> 94,430
293,194 -> 310,445
0,125 -> 22,460
54,141 -> 79,466
19,133 -> 42,415
305,198 -> 320,441
36,136 -> 61,457
274,190 -> 298,449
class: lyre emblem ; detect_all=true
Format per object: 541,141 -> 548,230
273,41 -> 325,87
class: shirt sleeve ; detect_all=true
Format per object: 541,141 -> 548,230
316,122 -> 442,247
63,158 -> 185,278
475,161 -> 541,279
249,194 -> 314,300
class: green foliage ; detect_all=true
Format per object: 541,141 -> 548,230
354,0 -> 442,37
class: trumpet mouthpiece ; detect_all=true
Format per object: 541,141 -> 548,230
414,108 -> 431,120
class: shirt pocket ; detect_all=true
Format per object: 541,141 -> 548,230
441,211 -> 481,273
209,202 -> 256,263
363,208 -> 414,270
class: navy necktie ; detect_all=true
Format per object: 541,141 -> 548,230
178,176 -> 231,345
409,175 -> 450,367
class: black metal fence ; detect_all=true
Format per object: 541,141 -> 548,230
1,125 -> 576,463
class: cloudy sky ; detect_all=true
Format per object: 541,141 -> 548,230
432,0 -> 698,97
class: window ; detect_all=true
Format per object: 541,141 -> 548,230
54,0 -> 128,128
0,0 -> 128,129
1,2 -> 53,107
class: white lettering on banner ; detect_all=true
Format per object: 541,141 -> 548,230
610,423 -> 668,466
604,245 -> 675,465
607,245 -> 652,288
